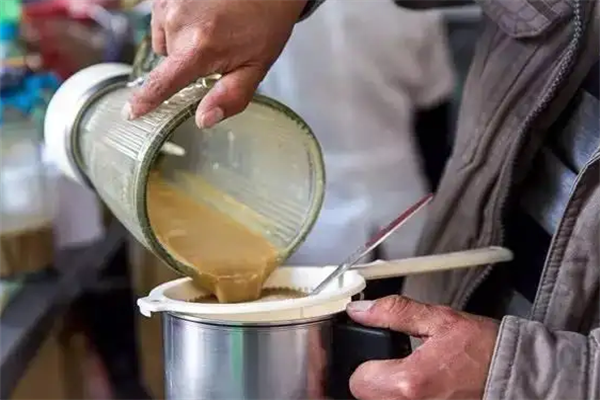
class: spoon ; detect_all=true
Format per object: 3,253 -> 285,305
311,193 -> 433,295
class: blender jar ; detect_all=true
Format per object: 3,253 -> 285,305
44,62 -> 326,293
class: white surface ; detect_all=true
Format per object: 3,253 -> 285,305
0,142 -> 56,235
260,0 -> 456,264
53,175 -> 105,248
44,63 -> 132,185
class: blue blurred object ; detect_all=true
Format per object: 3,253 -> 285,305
0,71 -> 60,125
0,20 -> 27,90
0,16 -> 60,125
0,21 -> 19,40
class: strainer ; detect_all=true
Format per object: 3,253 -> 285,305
137,246 -> 512,400
44,62 -> 325,284
137,246 -> 514,323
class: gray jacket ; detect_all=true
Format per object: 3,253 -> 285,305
301,0 -> 600,398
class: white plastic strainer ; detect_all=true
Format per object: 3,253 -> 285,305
137,246 -> 514,323
137,266 -> 366,323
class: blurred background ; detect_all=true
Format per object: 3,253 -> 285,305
0,0 -> 481,398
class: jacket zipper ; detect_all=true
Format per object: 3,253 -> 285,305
457,0 -> 585,309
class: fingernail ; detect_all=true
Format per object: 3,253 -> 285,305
347,300 -> 374,312
121,102 -> 133,120
197,107 -> 224,129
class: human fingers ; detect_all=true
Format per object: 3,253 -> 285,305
124,53 -> 211,119
346,295 -> 458,338
349,359 -> 416,400
151,0 -> 168,55
151,12 -> 167,55
195,65 -> 267,128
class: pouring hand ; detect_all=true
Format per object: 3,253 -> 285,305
346,295 -> 499,400
124,0 -> 307,128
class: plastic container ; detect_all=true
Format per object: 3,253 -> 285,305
1,110 -> 50,227
0,19 -> 26,91
44,62 -> 326,295
0,1 -> 59,276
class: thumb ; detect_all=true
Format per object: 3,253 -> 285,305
194,65 -> 266,129
346,295 -> 453,338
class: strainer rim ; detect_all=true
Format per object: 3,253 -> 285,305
137,267 -> 366,323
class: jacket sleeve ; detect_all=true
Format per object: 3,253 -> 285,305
484,316 -> 600,399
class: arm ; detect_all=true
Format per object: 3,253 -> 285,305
485,316 -> 600,399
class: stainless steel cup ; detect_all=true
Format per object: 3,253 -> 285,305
163,313 -> 332,400
139,264 -> 413,400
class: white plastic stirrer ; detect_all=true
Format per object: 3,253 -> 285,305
350,246 -> 514,280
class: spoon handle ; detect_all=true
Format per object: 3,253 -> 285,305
351,246 -> 514,280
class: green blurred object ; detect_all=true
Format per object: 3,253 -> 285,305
0,0 -> 21,23
0,0 -> 25,78
0,280 -> 23,313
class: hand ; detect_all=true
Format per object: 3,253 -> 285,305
124,0 -> 307,128
346,295 -> 499,400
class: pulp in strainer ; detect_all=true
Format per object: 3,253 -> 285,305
191,287 -> 309,303
138,267 -> 367,322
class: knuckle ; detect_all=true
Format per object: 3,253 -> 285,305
349,361 -> 380,399
216,79 -> 253,114
185,24 -> 220,56
138,76 -> 166,104
397,375 -> 426,399
198,19 -> 219,39
143,77 -> 161,96
164,8 -> 182,31
435,305 -> 463,330
355,360 -> 381,381
188,29 -> 207,51
378,295 -> 411,316
436,305 -> 455,314
153,0 -> 167,12
150,12 -> 162,28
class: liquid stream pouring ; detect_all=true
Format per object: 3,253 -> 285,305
44,39 -> 514,400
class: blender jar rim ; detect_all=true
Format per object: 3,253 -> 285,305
137,90 -> 326,280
